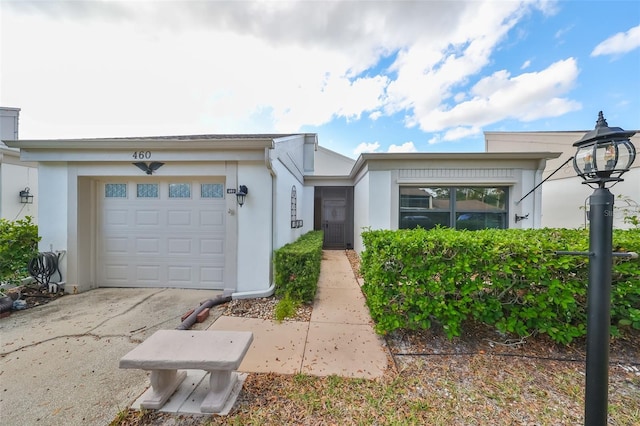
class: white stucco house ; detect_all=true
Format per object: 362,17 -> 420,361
4,129 -> 560,296
485,130 -> 639,229
0,107 -> 38,222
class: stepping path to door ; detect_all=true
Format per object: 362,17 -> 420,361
210,249 -> 389,378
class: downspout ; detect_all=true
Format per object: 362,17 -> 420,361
230,146 -> 277,300
176,293 -> 232,330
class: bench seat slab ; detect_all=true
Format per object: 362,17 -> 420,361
120,329 -> 254,413
119,330 -> 254,370
141,369 -> 187,410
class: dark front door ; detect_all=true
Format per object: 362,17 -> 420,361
322,198 -> 346,248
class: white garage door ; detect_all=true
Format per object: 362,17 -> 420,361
98,179 -> 226,289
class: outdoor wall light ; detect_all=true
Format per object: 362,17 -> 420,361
571,111 -> 636,426
236,185 -> 248,207
19,187 -> 34,204
573,111 -> 636,188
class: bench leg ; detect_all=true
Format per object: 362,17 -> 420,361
141,369 -> 187,410
200,369 -> 238,413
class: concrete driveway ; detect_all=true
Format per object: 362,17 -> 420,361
0,288 -> 222,426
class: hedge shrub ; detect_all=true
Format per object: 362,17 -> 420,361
360,227 -> 640,344
274,231 -> 324,303
0,216 -> 40,285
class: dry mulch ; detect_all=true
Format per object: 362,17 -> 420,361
222,297 -> 313,322
1,283 -> 65,313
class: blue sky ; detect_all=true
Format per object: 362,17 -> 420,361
1,0 -> 639,159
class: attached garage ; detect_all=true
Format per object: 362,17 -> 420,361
5,132 -> 315,296
98,179 -> 227,289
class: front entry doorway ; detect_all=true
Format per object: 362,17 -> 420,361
322,198 -> 346,248
314,187 -> 353,249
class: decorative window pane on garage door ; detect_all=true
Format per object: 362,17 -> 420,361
169,183 -> 191,198
105,183 -> 127,198
137,183 -> 159,198
201,183 -> 224,198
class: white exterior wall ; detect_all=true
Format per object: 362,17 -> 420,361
36,163 -> 69,285
542,169 -> 640,229
351,170 -> 392,253
300,185 -> 314,236
486,131 -> 639,229
1,161 -> 38,221
236,162 -> 273,293
610,170 -> 639,228
271,136 -> 313,250
511,168 -> 542,229
1,107 -> 39,222
272,159 -> 308,250
353,172 -> 370,253
313,146 -> 355,176
1,107 -> 20,141
368,170 -> 393,230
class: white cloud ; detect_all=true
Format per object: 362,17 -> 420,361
442,127 -> 482,141
387,142 -> 417,153
353,142 -> 380,156
0,0 -> 584,146
521,60 -> 531,70
385,0 -> 544,130
427,135 -> 442,145
413,58 -> 581,132
368,111 -> 383,121
591,25 -> 640,57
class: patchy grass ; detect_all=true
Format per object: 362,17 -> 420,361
112,352 -> 639,425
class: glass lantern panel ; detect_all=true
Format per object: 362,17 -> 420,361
574,146 -> 596,175
616,140 -> 636,170
593,143 -> 617,172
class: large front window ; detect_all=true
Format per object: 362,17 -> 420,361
399,186 -> 508,230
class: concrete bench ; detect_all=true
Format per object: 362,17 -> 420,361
119,329 -> 253,413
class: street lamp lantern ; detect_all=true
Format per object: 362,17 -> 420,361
573,111 -> 636,187
573,111 -> 636,426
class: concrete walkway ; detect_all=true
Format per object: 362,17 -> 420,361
212,249 -> 389,378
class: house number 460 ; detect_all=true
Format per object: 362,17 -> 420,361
132,151 -> 152,159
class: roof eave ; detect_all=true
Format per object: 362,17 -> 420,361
349,151 -> 562,178
4,137 -> 277,150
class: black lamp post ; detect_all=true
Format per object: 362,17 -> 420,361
572,111 -> 636,426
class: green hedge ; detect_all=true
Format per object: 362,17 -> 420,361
274,231 -> 324,303
0,217 -> 40,286
361,228 -> 640,344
